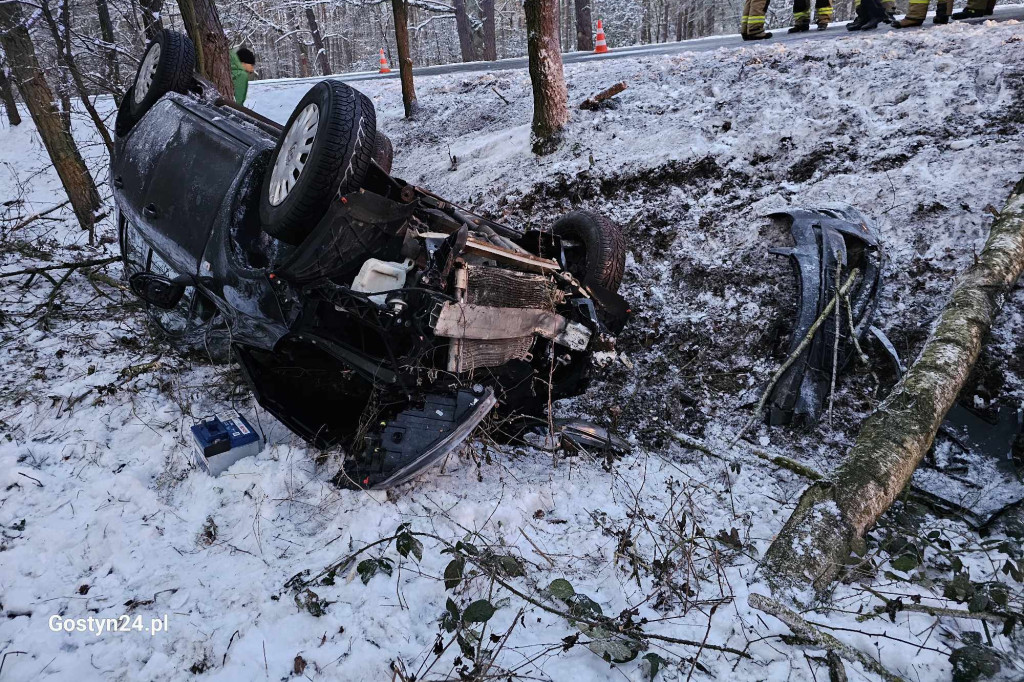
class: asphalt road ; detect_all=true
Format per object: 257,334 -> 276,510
255,4 -> 1024,89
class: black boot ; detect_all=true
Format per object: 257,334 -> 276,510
861,16 -> 882,28
847,15 -> 868,29
789,22 -> 810,32
934,12 -> 949,23
741,30 -> 774,39
951,7 -> 984,18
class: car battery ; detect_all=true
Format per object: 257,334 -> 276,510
190,410 -> 263,476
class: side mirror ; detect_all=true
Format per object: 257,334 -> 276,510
129,272 -> 189,310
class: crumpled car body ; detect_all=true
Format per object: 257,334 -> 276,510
112,81 -> 628,488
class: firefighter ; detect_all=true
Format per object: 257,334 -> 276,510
847,0 -> 895,29
789,0 -> 833,31
741,0 -> 773,39
952,0 -> 994,19
892,0 -> 951,27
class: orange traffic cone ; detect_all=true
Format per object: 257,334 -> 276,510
379,48 -> 391,74
594,19 -> 609,53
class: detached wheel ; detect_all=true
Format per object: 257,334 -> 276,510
259,80 -> 377,245
373,131 -> 394,174
128,30 -> 195,120
551,210 -> 626,293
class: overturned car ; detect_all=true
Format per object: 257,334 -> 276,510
113,31 -> 628,487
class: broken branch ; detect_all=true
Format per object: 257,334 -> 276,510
732,268 -> 861,446
1,256 -> 120,279
749,593 -> 907,682
6,199 -> 70,232
580,81 -> 627,110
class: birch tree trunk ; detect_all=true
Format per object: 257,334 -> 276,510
305,7 -> 331,75
0,57 -> 21,126
0,1 -> 100,233
481,0 -> 498,60
177,0 -> 234,101
391,0 -> 418,116
574,0 -> 593,50
761,178 -> 1024,602
453,0 -> 477,61
525,0 -> 568,155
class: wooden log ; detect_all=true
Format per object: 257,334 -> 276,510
580,81 -> 627,110
760,177 -> 1024,602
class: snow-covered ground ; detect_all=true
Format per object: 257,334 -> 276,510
2,21 -> 1023,681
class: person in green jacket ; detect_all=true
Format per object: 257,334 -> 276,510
230,47 -> 255,105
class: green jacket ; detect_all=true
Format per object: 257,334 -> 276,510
230,50 -> 250,104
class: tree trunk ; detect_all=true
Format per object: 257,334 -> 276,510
0,58 -> 21,126
675,7 -> 683,40
305,6 -> 331,75
761,178 -> 1024,603
139,0 -> 164,41
40,0 -> 114,154
453,0 -> 477,62
524,0 -> 568,155
96,0 -> 119,87
481,0 -> 498,60
574,0 -> 593,50
391,0 -> 418,117
177,0 -> 234,101
0,2 -> 100,233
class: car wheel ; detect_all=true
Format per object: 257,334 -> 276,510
551,210 -> 626,293
373,131 -> 394,174
259,80 -> 377,245
128,30 -> 195,120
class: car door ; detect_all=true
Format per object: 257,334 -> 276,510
120,96 -> 252,276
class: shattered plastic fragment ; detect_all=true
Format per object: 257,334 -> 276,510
766,206 -> 883,427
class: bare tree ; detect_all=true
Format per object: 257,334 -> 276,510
574,0 -> 593,50
453,0 -> 477,62
481,0 -> 497,60
0,54 -> 21,126
177,0 -> 234,100
391,0 -> 418,116
95,0 -> 119,85
139,0 -> 164,40
39,0 -> 114,153
305,6 -> 331,75
524,0 -> 568,154
0,0 -> 100,233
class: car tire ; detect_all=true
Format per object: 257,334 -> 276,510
373,131 -> 394,174
259,80 -> 377,245
128,30 -> 195,121
551,210 -> 626,293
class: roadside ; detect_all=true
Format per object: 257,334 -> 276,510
252,4 -> 1024,89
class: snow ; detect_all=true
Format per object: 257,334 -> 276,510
2,21 -> 1024,682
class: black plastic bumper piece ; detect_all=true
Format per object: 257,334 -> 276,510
344,387 -> 498,489
766,206 -> 882,427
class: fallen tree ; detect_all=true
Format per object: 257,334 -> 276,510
760,177 -> 1024,602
